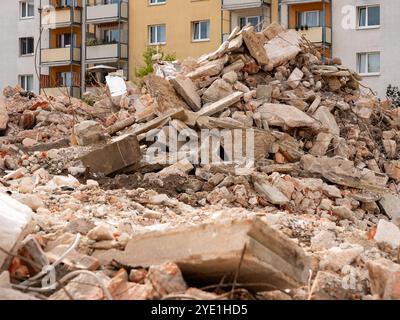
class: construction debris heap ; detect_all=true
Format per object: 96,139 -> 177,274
1,23 -> 400,300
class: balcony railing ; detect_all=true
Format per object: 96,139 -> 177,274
222,0 -> 270,10
41,47 -> 81,65
295,26 -> 331,44
41,6 -> 81,28
86,1 -> 128,23
86,43 -> 128,62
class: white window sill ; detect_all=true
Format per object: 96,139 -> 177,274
20,54 -> 34,57
149,42 -> 166,46
148,2 -> 166,6
359,72 -> 380,77
20,16 -> 34,20
192,39 -> 210,43
357,25 -> 380,30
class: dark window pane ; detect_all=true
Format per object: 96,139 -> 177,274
368,6 -> 380,26
359,7 -> 366,26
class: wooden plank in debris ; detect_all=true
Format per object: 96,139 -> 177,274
196,92 -> 243,117
94,217 -> 310,291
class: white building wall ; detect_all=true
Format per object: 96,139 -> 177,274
332,0 -> 400,98
0,0 -> 19,93
0,0 -> 41,94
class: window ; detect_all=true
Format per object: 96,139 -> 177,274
357,52 -> 380,75
57,72 -> 73,87
239,16 -> 262,32
20,37 -> 34,55
149,0 -> 166,5
57,33 -> 76,48
149,25 -> 166,44
358,6 -> 380,27
104,29 -> 120,44
20,1 -> 34,19
297,10 -> 321,28
57,0 -> 76,7
192,20 -> 210,41
19,75 -> 34,91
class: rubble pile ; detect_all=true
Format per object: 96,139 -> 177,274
1,23 -> 400,300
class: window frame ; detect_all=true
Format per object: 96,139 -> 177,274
149,0 -> 166,6
192,20 -> 210,42
19,75 -> 34,92
239,16 -> 263,32
357,5 -> 380,29
20,1 -> 35,19
149,24 -> 166,45
357,52 -> 380,76
297,10 -> 321,28
19,37 -> 34,56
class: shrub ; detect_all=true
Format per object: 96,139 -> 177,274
135,47 -> 177,78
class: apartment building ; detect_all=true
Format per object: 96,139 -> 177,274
38,0 -> 129,98
332,0 -> 400,97
222,0 -> 279,36
0,0 -> 41,94
130,0 -> 226,76
280,0 -> 332,59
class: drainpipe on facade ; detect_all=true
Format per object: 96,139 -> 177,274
81,0 -> 86,96
322,0 -> 326,62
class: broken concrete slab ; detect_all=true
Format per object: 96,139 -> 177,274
170,75 -> 201,112
313,106 -> 340,136
301,155 -> 388,193
379,193 -> 400,226
367,258 -> 400,299
258,103 -> 319,129
0,288 -> 39,300
95,218 -> 310,291
73,120 -> 105,146
309,132 -> 333,156
0,97 -> 9,134
144,74 -> 190,112
196,92 -> 243,117
254,179 -> 290,205
202,79 -> 233,103
80,134 -> 141,176
264,30 -> 302,67
242,28 -> 269,65
187,56 -> 228,79
0,193 -> 32,269
374,220 -> 400,249
287,68 -> 304,89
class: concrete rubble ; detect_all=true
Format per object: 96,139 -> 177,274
0,23 -> 400,300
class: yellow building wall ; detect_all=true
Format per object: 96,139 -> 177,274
130,0 -> 223,79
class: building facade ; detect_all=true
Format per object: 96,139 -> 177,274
222,0 -> 279,37
280,0 -> 332,59
0,0 -> 41,94
129,0 -> 226,78
332,0 -> 400,97
38,0 -> 129,98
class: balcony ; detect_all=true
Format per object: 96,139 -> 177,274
295,26 -> 331,44
86,43 -> 128,63
41,47 -> 81,66
86,2 -> 128,24
222,0 -> 270,10
41,7 -> 81,28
